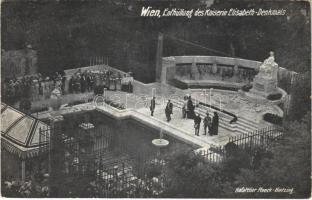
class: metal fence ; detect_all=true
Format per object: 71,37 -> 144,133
38,121 -> 170,197
228,126 -> 284,153
39,120 -> 285,197
93,155 -> 166,197
198,146 -> 226,164
196,126 -> 285,164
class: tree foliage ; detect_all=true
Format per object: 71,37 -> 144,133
234,112 -> 311,198
162,112 -> 310,198
1,0 -> 310,82
162,150 -> 232,198
288,72 -> 311,120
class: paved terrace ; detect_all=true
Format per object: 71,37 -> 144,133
37,100 -> 228,149
35,82 -> 271,149
33,63 -> 282,150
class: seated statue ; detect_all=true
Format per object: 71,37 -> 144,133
258,51 -> 278,80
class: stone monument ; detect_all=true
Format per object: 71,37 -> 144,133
249,51 -> 279,98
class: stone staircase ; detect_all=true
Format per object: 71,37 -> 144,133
171,99 -> 258,136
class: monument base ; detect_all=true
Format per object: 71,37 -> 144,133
249,75 -> 278,98
241,51 -> 286,105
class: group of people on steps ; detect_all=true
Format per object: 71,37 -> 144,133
149,95 -> 219,136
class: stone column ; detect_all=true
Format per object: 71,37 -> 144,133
233,61 -> 239,76
155,33 -> 164,82
190,57 -> 200,80
212,57 -> 218,74
161,57 -> 176,84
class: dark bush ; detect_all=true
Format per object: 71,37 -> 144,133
145,163 -> 162,178
241,84 -> 252,92
224,142 -> 239,157
267,93 -> 282,101
263,113 -> 283,125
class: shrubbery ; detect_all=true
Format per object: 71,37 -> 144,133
263,113 -> 283,125
267,93 -> 282,101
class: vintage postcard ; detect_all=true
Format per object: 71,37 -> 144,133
1,0 -> 311,198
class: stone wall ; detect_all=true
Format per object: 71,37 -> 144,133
159,55 -> 295,90
160,56 -> 262,83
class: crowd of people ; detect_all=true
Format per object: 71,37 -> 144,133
1,68 -> 134,109
176,64 -> 256,82
149,95 -> 219,136
2,72 -> 65,108
68,69 -> 133,95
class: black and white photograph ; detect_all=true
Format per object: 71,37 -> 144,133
1,0 -> 311,198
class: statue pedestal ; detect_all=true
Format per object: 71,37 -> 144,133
242,52 -> 287,104
249,75 -> 278,97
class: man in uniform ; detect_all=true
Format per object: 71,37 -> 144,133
150,96 -> 156,116
194,113 -> 201,136
212,112 -> 219,135
203,112 -> 212,135
165,99 -> 173,122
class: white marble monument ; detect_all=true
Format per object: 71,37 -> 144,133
249,51 -> 279,97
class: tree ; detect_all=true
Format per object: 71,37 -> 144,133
2,1 -> 310,82
221,142 -> 251,181
161,110 -> 311,198
162,150 -> 232,198
288,72 -> 311,120
208,1 -> 310,72
234,112 -> 311,198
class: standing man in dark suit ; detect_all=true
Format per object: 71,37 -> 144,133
150,96 -> 156,116
194,113 -> 201,136
212,112 -> 219,135
165,99 -> 173,122
203,112 -> 212,135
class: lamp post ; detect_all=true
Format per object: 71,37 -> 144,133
210,88 -> 213,112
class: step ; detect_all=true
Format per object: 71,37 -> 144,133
237,116 -> 259,129
235,120 -> 258,131
232,125 -> 253,134
171,99 -> 259,136
162,92 -> 260,134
